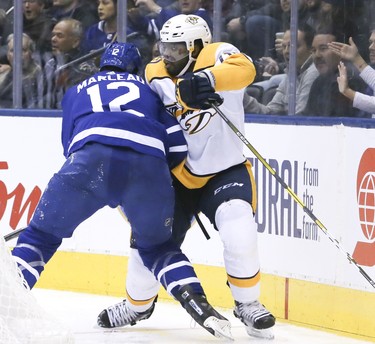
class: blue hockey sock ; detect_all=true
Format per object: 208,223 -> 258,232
12,226 -> 62,288
138,239 -> 204,298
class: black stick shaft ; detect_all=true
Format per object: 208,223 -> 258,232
4,227 -> 25,242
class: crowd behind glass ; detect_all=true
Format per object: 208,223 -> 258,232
0,0 -> 374,117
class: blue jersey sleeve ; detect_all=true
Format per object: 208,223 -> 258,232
159,110 -> 187,169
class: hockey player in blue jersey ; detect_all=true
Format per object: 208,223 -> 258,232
11,42 -> 233,340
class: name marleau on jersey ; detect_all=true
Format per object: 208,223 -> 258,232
76,72 -> 145,93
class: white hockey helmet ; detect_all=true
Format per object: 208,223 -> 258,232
160,14 -> 212,53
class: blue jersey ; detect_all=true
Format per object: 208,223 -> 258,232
82,21 -> 116,53
61,70 -> 186,166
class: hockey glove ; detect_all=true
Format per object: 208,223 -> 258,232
176,73 -> 223,110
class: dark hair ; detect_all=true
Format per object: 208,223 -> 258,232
299,23 -> 315,48
284,23 -> 315,48
314,25 -> 346,43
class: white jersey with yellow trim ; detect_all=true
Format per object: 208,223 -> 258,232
145,42 -> 256,185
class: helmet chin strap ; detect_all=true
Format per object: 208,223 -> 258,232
176,54 -> 196,77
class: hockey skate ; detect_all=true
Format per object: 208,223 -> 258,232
233,300 -> 275,339
175,285 -> 233,341
97,297 -> 157,328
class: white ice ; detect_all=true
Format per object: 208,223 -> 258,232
32,288 -> 372,344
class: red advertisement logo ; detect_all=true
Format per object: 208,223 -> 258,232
353,148 -> 375,266
0,161 -> 42,230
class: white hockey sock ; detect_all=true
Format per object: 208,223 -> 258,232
126,248 -> 160,312
215,199 -> 261,302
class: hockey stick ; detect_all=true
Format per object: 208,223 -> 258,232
54,46 -> 107,75
54,32 -> 141,75
6,6 -> 14,15
211,103 -> 375,289
118,204 -> 210,240
194,213 -> 210,240
54,31 -> 119,74
4,227 -> 25,242
3,203 -> 211,243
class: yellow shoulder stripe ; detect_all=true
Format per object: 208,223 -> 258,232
145,57 -> 170,83
194,43 -> 256,91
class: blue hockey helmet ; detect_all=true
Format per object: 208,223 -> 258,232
99,42 -> 142,73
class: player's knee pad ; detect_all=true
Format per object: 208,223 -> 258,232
215,199 -> 258,258
126,248 -> 160,311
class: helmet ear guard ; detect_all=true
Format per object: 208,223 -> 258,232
99,42 -> 142,74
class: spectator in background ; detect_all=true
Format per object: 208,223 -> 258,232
244,23 -> 318,115
43,18 -> 97,109
1,0 -> 56,55
0,3 -> 12,63
200,0 -> 237,41
82,0 -> 117,53
0,7 -> 6,41
252,0 -> 365,79
47,0 -> 98,30
226,0 -> 281,59
0,0 -> 12,11
328,33 -> 375,117
82,0 -> 154,67
369,29 -> 375,67
253,0 -> 320,82
304,0 -> 322,29
303,28 -> 367,117
0,0 -> 13,38
313,0 -> 368,58
0,33 -> 43,108
130,0 -> 213,41
226,0 -> 311,60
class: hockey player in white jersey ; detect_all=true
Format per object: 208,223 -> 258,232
98,15 -> 275,339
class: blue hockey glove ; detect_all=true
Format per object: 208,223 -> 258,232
176,73 -> 223,110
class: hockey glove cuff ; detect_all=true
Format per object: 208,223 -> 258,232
176,73 -> 223,110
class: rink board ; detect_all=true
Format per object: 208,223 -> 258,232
1,113 -> 375,341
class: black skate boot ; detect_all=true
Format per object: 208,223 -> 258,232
175,285 -> 233,340
233,300 -> 275,339
97,296 -> 157,328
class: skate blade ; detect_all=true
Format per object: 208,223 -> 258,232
203,316 -> 234,341
246,326 -> 275,340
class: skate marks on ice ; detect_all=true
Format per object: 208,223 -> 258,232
33,289 -> 372,344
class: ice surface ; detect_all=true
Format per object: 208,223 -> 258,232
32,289 -> 372,344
